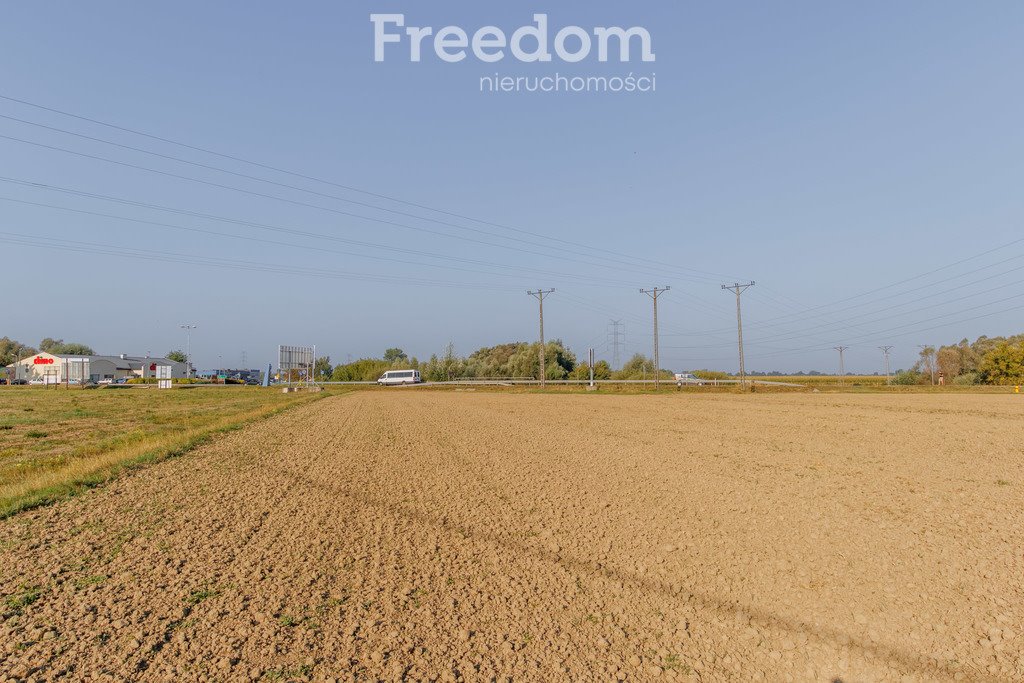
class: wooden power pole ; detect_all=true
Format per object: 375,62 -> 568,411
527,289 -> 555,387
721,282 -> 755,387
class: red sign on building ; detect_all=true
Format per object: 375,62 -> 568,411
33,357 -> 55,365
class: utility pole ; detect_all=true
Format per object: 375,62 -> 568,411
721,282 -> 755,387
918,345 -> 936,385
180,324 -> 197,378
608,320 -> 625,370
640,286 -> 670,389
879,346 -> 893,385
834,346 -> 849,385
527,289 -> 555,387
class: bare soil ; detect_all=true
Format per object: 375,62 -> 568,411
1,392 -> 1022,682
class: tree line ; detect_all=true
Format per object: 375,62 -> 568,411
907,334 -> 1024,385
315,341 -> 677,383
0,337 -> 191,367
320,334 -> 1024,385
0,337 -> 95,366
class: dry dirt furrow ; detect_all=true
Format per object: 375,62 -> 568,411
1,391 -> 1022,682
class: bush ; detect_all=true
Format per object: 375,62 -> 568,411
331,358 -> 395,382
952,372 -> 980,386
126,377 -> 205,385
891,370 -> 922,385
693,369 -> 730,381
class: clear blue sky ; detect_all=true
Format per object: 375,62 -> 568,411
2,1 -> 1022,373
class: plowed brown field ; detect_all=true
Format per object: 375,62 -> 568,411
1,391 -> 1022,682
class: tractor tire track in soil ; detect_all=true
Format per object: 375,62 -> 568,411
1,391 -> 1022,681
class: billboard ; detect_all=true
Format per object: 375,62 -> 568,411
63,357 -> 90,384
278,345 -> 315,385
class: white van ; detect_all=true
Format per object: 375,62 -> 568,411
377,369 -> 422,386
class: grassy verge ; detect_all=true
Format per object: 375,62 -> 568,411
0,386 -> 334,517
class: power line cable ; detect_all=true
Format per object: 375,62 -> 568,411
661,264 -> 1024,350
0,194 -> 647,288
0,96 -> 746,283
0,230 -> 520,291
0,165 -> 684,282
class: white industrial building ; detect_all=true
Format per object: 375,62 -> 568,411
5,352 -> 188,384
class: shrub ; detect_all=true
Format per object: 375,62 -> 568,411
126,377 -> 205,385
693,369 -> 730,381
891,370 -> 922,385
952,372 -> 980,386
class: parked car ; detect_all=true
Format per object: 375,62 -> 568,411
674,372 -> 705,386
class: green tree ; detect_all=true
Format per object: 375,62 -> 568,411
613,353 -> 674,380
421,354 -> 445,382
573,359 -> 613,380
39,338 -> 94,355
614,353 -> 654,380
58,343 -> 95,355
544,340 -> 576,380
465,342 -> 524,377
166,350 -> 188,363
314,356 -> 333,381
978,340 -> 1024,385
331,358 -> 392,382
500,340 -> 575,380
571,362 -> 590,380
439,341 -> 463,381
0,337 -> 37,367
383,348 -> 408,363
38,337 -> 60,353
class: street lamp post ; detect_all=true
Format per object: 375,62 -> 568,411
180,324 -> 197,378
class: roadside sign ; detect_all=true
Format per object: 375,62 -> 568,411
156,365 -> 172,389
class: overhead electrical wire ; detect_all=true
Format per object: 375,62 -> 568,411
670,240 -> 1024,339
660,263 -> 1024,350
692,236 -> 1024,336
0,135 -> 735,286
0,195 -> 649,289
0,230 -> 520,291
0,96 -> 746,284
732,296 -> 1024,361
